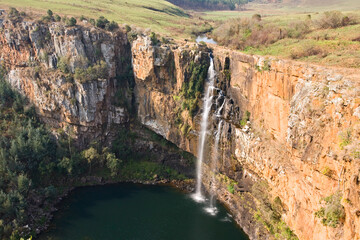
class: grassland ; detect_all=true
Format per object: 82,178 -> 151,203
210,10 -> 360,68
0,0 -> 194,36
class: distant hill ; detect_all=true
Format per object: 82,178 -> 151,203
254,0 -> 360,10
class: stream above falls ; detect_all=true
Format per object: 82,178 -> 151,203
38,183 -> 249,240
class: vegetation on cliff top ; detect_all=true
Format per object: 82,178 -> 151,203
212,10 -> 360,68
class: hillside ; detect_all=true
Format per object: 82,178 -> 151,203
0,0 -> 191,36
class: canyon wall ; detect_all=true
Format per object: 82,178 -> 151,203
131,37 -> 360,239
0,18 -> 132,146
1,16 -> 360,240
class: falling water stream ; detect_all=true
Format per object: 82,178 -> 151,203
192,56 -> 216,202
205,119 -> 223,215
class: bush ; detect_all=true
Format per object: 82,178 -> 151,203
317,11 -> 357,29
57,56 -> 71,73
290,42 -> 327,59
252,14 -> 261,21
105,21 -> 119,31
47,9 -> 53,17
66,17 -> 77,27
227,184 -> 235,194
54,14 -> 61,22
74,60 -> 108,83
89,18 -> 96,26
96,16 -> 109,29
9,7 -> 19,18
240,110 -> 250,126
80,15 -> 86,21
150,32 -> 158,45
315,191 -> 345,228
125,25 -> 131,33
339,129 -> 352,149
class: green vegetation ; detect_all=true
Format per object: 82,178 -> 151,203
227,184 -> 235,194
179,59 -> 209,118
120,161 -> 186,181
0,62 -> 187,238
321,166 -> 333,177
252,181 -> 298,240
240,110 -> 250,127
315,191 -> 345,228
74,61 -> 108,83
339,129 -> 352,149
65,17 -> 77,27
96,16 -> 119,31
212,11 -> 360,68
150,32 -> 159,45
0,0 -> 192,36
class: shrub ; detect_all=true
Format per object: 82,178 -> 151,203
54,14 -> 61,22
240,110 -> 250,126
317,11 -> 357,29
227,184 -> 235,194
89,18 -> 96,26
9,7 -> 19,18
105,21 -> 119,31
290,43 -> 326,59
57,56 -> 71,73
66,17 -> 77,27
80,15 -> 86,21
252,14 -> 261,21
339,129 -> 352,149
105,151 -> 122,177
74,60 -> 108,83
315,191 -> 345,228
125,25 -> 131,33
150,32 -> 158,45
321,166 -> 332,177
47,9 -> 53,17
96,16 -> 109,29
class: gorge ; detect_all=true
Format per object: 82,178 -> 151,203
0,11 -> 360,240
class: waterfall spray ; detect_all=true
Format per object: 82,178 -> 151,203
192,56 -> 216,202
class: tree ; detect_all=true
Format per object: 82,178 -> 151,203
81,147 -> 100,174
17,174 -> 31,194
105,152 -> 121,177
66,17 -> 77,27
105,21 -> 119,31
150,32 -> 158,45
96,16 -> 109,29
54,14 -> 61,22
47,9 -> 53,17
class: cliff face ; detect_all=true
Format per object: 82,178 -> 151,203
212,49 -> 360,240
2,16 -> 360,240
0,18 -> 131,146
131,37 -> 360,239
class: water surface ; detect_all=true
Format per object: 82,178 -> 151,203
196,35 -> 217,45
39,183 -> 249,240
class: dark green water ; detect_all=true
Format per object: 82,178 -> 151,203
39,183 -> 249,240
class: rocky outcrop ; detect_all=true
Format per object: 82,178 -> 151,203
0,18 -> 132,146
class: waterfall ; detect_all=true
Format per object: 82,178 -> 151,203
192,56 -> 216,202
205,119 -> 223,215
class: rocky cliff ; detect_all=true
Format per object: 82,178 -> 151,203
1,15 -> 360,240
131,36 -> 360,239
0,17 -> 132,146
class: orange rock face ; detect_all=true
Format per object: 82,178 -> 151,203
212,47 -> 360,240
